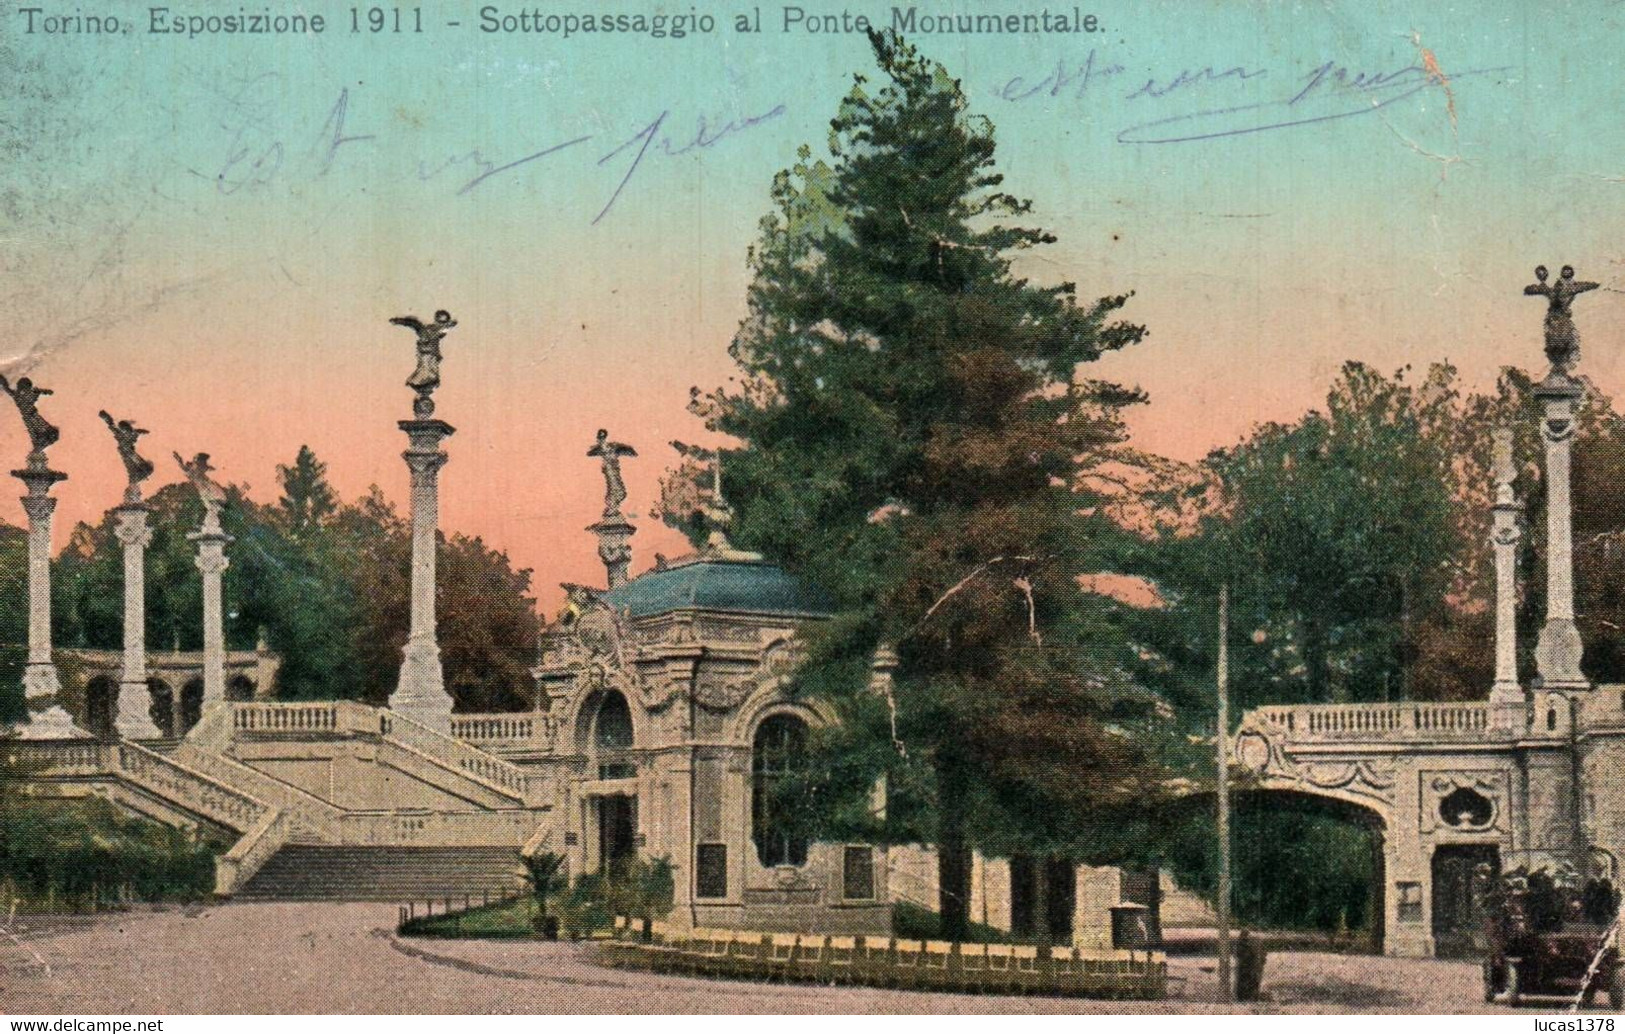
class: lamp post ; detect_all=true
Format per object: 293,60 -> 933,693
1216,582 -> 1233,1002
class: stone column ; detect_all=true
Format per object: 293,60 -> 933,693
13,465 -> 80,738
188,510 -> 234,718
1534,375 -> 1589,691
1488,429 -> 1526,729
114,504 -> 161,738
391,416 -> 454,730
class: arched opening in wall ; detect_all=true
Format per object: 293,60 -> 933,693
586,689 -> 635,780
226,675 -> 255,702
1161,790 -> 1387,954
179,679 -> 204,735
84,676 -> 118,740
1232,791 -> 1385,953
752,713 -> 810,868
147,680 -> 174,738
580,689 -> 638,876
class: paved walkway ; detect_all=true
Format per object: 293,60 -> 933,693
0,903 -> 1571,1014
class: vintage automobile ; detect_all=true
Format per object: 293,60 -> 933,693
1482,868 -> 1623,1008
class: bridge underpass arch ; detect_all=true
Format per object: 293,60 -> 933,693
1168,785 -> 1391,954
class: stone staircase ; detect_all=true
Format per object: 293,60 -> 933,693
233,845 -> 529,901
14,702 -> 557,902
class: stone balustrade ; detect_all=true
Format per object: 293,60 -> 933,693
380,709 -> 540,801
450,712 -> 556,750
4,739 -> 113,776
1253,701 -> 1492,742
116,742 -> 269,832
172,741 -> 347,842
230,700 -> 385,738
215,807 -> 290,895
336,808 -> 543,847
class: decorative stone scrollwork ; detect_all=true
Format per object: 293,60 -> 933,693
694,679 -> 756,712
1232,724 -> 1396,809
1420,770 -> 1507,834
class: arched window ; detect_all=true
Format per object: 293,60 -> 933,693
752,714 -> 810,867
592,691 -> 635,779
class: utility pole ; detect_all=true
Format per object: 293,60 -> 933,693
1216,582 -> 1234,1002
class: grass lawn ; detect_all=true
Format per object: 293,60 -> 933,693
400,895 -> 544,939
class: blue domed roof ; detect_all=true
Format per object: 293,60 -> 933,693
603,556 -> 833,619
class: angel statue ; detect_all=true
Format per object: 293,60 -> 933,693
0,375 -> 60,457
100,410 -> 155,499
1525,265 -> 1600,375
174,451 -> 228,524
588,428 -> 637,517
390,309 -> 457,405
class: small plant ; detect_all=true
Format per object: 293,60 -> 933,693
559,871 -> 613,940
556,857 -> 677,940
522,850 -> 566,939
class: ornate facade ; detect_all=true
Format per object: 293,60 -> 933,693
525,545 -> 888,932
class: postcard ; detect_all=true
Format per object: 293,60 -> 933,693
2,0 -> 1622,1018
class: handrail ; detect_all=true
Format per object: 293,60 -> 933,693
116,741 -> 269,833
1251,701 -> 1493,741
4,739 -> 114,776
375,738 -> 528,807
216,807 -> 290,895
170,742 -> 346,841
379,709 -> 541,803
335,808 -> 541,847
450,712 -> 558,750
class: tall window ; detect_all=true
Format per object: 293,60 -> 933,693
752,714 -> 810,867
593,691 -> 635,779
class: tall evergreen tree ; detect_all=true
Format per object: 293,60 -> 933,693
276,445 -> 339,539
666,31 -> 1169,938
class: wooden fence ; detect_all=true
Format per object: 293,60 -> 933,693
598,919 -> 1166,999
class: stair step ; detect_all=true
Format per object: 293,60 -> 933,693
235,845 -> 528,902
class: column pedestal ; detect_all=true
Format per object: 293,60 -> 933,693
589,514 -> 636,589
1534,376 -> 1589,692
188,516 -> 233,724
390,417 -> 454,732
12,464 -> 82,739
114,504 -> 160,739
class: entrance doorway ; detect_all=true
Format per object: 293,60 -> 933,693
1009,854 -> 1077,942
597,795 -> 636,876
1432,843 -> 1500,959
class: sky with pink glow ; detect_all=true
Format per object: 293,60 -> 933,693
3,0 -> 1623,609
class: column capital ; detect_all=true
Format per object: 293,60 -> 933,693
398,417 -> 456,448
18,493 -> 57,522
403,450 -> 450,476
114,505 -> 154,547
194,550 -> 231,576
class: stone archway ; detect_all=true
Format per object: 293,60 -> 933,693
179,678 -> 204,736
148,679 -> 175,737
84,676 -> 118,740
1235,788 -> 1389,954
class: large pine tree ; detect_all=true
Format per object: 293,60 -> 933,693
668,31 -> 1170,938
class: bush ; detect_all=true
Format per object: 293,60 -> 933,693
560,857 -> 676,940
0,799 -> 217,910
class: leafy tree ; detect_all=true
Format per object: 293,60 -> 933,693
664,31 -> 1169,938
1132,362 -> 1467,711
0,522 -> 24,722
48,450 -> 538,710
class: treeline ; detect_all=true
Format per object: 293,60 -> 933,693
0,446 -> 540,720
